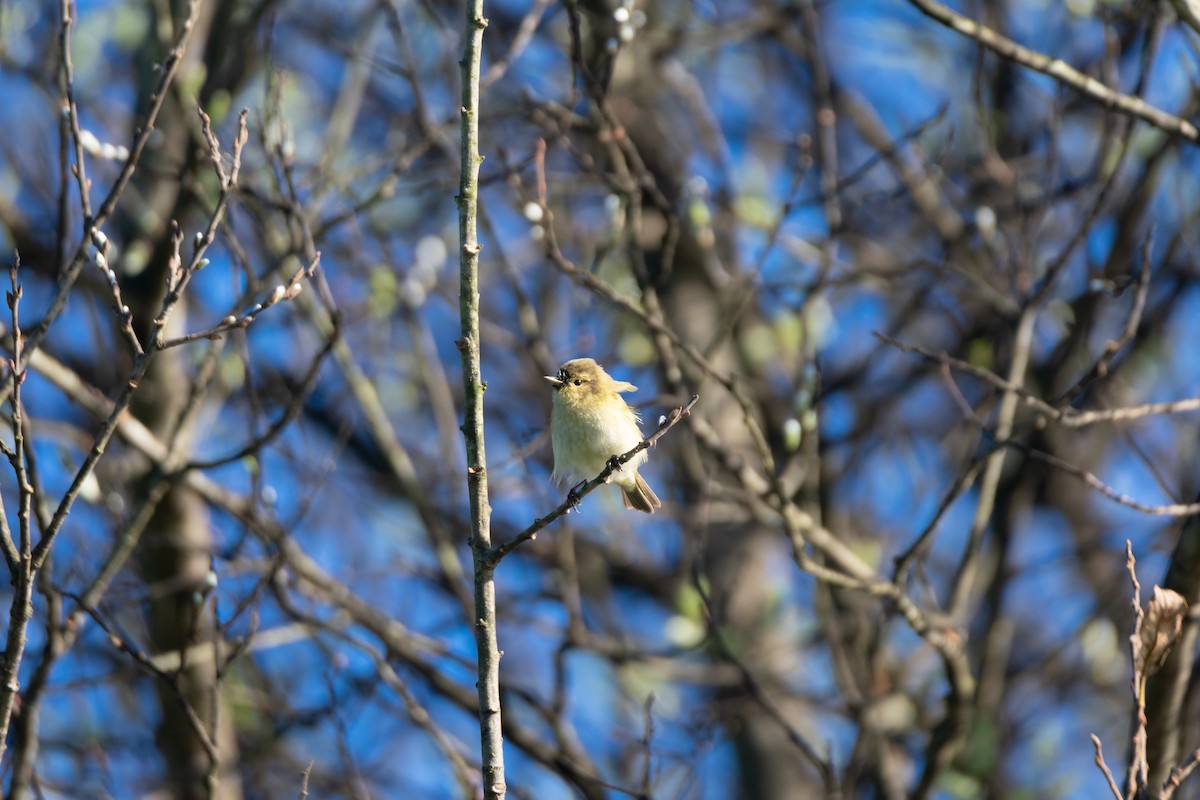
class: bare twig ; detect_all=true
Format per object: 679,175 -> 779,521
68,597 -> 221,768
1003,442 -> 1200,518
1091,734 -> 1123,800
28,107 -> 243,576
1161,747 -> 1200,800
880,330 -> 1200,429
0,255 -> 35,764
27,0 -> 206,360
693,566 -> 840,794
880,331 -> 1200,518
299,760 -> 314,799
1052,236 -> 1154,404
481,0 -> 553,89
1126,543 -> 1148,798
907,0 -> 1199,141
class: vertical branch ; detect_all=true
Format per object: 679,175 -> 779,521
1126,544 -> 1149,799
0,257 -> 35,766
455,2 -> 505,800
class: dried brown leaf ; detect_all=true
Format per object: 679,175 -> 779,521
1134,586 -> 1189,677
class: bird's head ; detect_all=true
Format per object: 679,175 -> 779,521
545,358 -> 636,406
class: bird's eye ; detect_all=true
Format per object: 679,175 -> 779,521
573,379 -> 582,386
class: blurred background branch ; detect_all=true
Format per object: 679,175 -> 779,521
0,0 -> 1198,798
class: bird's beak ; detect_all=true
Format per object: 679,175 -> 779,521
544,375 -> 563,387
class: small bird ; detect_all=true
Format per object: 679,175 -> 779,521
545,358 -> 662,513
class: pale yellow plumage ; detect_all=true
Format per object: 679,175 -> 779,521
545,358 -> 661,513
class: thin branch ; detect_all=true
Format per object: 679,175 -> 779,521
456,2 -> 505,799
1126,542 -> 1148,798
299,760 -> 314,800
1002,440 -> 1200,517
1161,747 -> 1200,800
481,0 -> 553,90
878,332 -> 1200,428
1092,734 -> 1124,800
693,565 -> 840,794
0,255 -> 35,766
29,103 -> 242,573
907,0 -> 1200,141
25,0 -> 207,360
1051,235 -> 1154,404
57,0 -> 93,223
69,597 -> 221,767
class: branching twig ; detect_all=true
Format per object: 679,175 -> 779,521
880,330 -> 1200,429
1051,236 -> 1154,404
879,331 -> 1200,518
69,597 -> 220,768
693,564 -> 840,794
28,107 -> 245,575
26,0 -> 206,360
1161,747 -> 1200,800
0,255 -> 35,765
907,0 -> 1199,141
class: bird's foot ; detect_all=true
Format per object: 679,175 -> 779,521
566,480 -> 586,512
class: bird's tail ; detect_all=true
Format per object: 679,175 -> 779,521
621,472 -> 662,514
